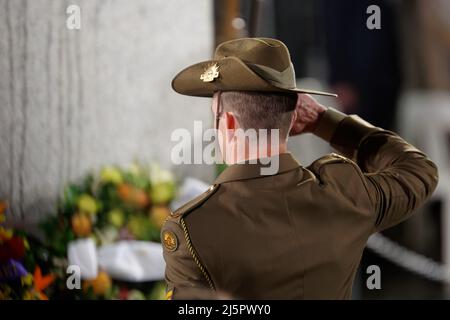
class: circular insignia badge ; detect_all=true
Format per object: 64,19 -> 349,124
162,230 -> 178,252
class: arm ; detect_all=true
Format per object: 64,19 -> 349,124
292,94 -> 439,232
161,219 -> 214,299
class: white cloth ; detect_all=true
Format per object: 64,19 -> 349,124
68,238 -> 98,280
98,241 -> 165,282
67,239 -> 165,282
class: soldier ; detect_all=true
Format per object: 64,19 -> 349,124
161,38 -> 438,299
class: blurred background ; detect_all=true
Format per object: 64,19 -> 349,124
0,0 -> 449,299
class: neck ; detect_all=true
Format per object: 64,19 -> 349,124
224,140 -> 288,165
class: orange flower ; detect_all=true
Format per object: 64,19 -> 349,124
117,183 -> 132,201
117,184 -> 150,208
33,266 -> 55,300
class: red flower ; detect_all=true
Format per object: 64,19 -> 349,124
119,287 -> 129,300
0,236 -> 26,263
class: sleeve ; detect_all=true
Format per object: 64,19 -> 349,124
313,107 -> 439,232
161,218 -> 214,299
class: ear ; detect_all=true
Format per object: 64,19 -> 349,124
289,110 -> 297,132
224,112 -> 237,130
223,112 -> 237,142
211,93 -> 219,114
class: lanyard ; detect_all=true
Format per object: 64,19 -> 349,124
214,91 -> 222,130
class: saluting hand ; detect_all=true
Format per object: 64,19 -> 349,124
289,94 -> 327,136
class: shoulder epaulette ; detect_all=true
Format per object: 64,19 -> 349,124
309,153 -> 353,178
311,153 -> 350,168
169,184 -> 220,219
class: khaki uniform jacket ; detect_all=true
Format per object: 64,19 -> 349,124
161,108 -> 438,300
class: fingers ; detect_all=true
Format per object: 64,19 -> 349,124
296,94 -> 312,111
289,122 -> 306,136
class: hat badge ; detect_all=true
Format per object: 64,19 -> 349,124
200,63 -> 219,82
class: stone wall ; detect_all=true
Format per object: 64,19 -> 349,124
0,0 -> 214,227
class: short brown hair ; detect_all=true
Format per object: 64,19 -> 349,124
221,91 -> 297,139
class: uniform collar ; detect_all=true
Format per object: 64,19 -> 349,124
214,153 -> 302,184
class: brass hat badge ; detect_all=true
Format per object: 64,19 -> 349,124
200,63 -> 219,82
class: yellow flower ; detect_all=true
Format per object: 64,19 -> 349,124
23,291 -> 34,300
0,201 -> 7,223
127,163 -> 142,176
21,273 -> 34,286
83,271 -> 112,296
150,206 -> 171,229
23,290 -> 39,300
0,226 -> 13,241
77,194 -> 98,215
107,209 -> 125,227
100,166 -> 123,185
150,182 -> 175,205
0,285 -> 11,299
127,289 -> 145,300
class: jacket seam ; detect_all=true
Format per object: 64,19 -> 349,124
180,218 -> 216,291
276,176 -> 304,298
